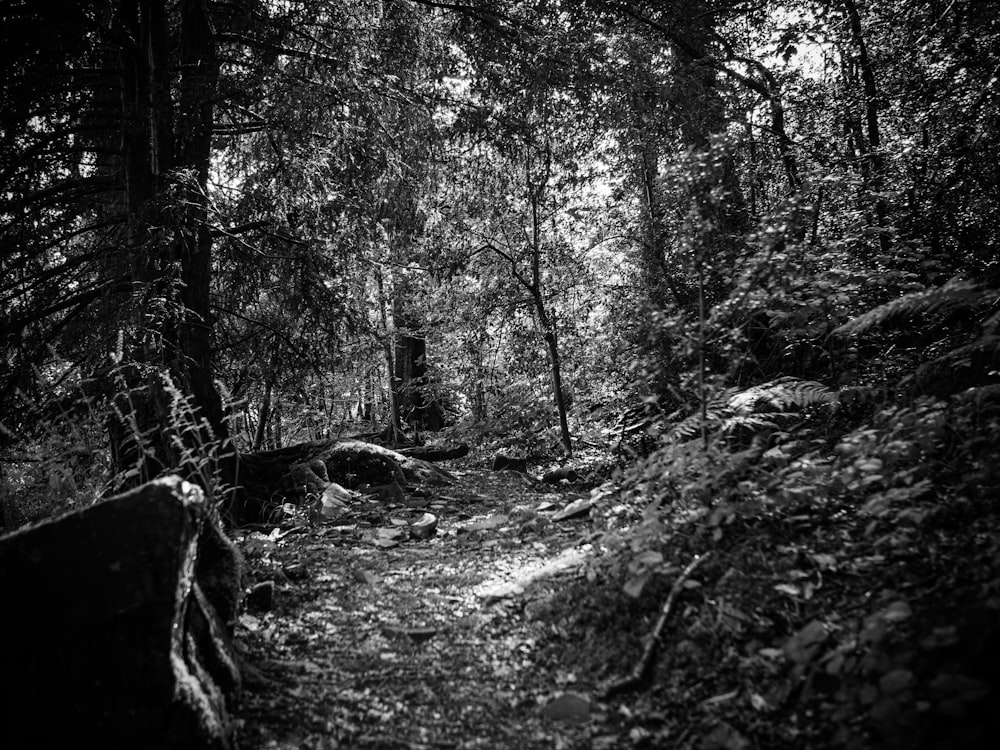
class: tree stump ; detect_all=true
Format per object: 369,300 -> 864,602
0,476 -> 242,750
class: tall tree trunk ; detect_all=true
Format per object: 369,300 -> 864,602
252,378 -> 273,451
841,0 -> 890,255
107,0 -> 234,512
375,266 -> 405,443
534,302 -> 573,457
526,152 -> 572,457
393,310 -> 444,431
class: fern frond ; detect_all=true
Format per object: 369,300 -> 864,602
721,413 -> 782,434
913,335 -> 1000,395
666,409 -> 725,442
833,278 -> 990,336
729,377 -> 836,413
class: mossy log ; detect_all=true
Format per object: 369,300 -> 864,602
234,439 -> 452,523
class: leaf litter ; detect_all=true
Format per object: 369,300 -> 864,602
235,462 -> 1000,749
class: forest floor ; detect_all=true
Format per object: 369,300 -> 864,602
234,466 -> 606,749
233,458 -> 1000,750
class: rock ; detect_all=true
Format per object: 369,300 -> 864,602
541,466 -> 581,484
246,581 -> 275,612
283,562 -> 309,581
409,512 -> 437,540
0,476 -> 241,750
552,496 -> 595,521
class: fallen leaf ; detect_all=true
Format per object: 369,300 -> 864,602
784,620 -> 828,664
700,721 -> 750,750
352,568 -> 382,586
774,583 -> 801,597
623,573 -> 649,599
881,600 -> 912,623
702,689 -> 739,706
810,553 -> 838,569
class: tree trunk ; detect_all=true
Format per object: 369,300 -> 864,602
375,267 -> 405,444
252,378 -> 273,451
393,311 -> 444,431
537,307 -> 573,457
841,0 -> 890,255
525,155 -> 573,457
106,0 -> 234,513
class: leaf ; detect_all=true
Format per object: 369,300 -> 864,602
623,573 -> 649,599
700,721 -> 750,750
352,568 -> 382,586
701,689 -> 739,706
881,600 -> 912,623
833,278 -> 988,336
784,620 -> 828,664
374,527 -> 405,548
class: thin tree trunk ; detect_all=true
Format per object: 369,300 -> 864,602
841,0 -> 890,254
252,378 -> 273,451
527,153 -> 572,457
375,266 -> 404,443
535,303 -> 573,457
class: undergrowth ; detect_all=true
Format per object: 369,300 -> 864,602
0,359 -> 237,531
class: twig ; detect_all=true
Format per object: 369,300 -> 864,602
597,552 -> 712,700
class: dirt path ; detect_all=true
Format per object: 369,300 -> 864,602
234,469 -> 603,749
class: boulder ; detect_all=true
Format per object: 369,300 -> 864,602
0,476 -> 242,749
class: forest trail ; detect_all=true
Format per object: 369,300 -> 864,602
235,468 -> 602,750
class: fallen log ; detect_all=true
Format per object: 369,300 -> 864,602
0,476 -> 242,749
233,439 -> 453,523
396,442 -> 469,461
541,466 -> 580,484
